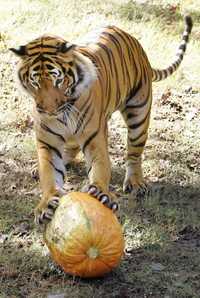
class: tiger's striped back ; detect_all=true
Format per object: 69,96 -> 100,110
77,25 -> 152,117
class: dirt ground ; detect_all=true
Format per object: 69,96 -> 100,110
1,88 -> 200,297
0,1 -> 200,297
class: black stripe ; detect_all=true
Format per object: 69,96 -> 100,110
185,16 -> 193,33
125,95 -> 149,109
67,97 -> 79,106
32,55 -> 55,64
128,130 -> 146,143
28,44 -> 57,51
91,48 -> 111,114
19,76 -> 27,90
102,31 -> 126,80
116,29 -> 135,52
116,30 -> 137,87
37,109 -> 46,114
97,42 -> 114,77
40,123 -> 65,142
174,61 -> 179,67
74,103 -> 91,134
82,130 -> 99,153
87,166 -> 92,175
107,43 -> 120,90
59,44 -> 75,53
19,68 -> 29,83
87,154 -> 97,175
33,65 -> 40,71
28,51 -> 57,57
81,110 -> 94,131
127,112 -> 137,119
38,139 -> 62,159
40,145 -> 49,150
67,68 -> 75,81
182,35 -> 189,42
126,79 -> 143,105
49,161 -> 65,182
179,44 -> 186,52
178,53 -> 184,60
56,118 -> 67,126
163,69 -> 168,78
101,45 -> 121,114
128,109 -> 150,130
131,141 -> 146,147
168,66 -> 174,74
76,65 -> 83,77
127,153 -> 141,159
93,53 -> 109,100
125,73 -> 150,110
152,70 -> 158,81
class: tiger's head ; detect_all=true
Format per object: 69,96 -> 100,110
10,35 -> 96,115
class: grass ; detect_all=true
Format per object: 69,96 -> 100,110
0,0 -> 200,297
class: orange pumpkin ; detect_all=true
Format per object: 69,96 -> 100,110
44,192 -> 124,278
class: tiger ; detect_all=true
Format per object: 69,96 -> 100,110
10,16 -> 193,224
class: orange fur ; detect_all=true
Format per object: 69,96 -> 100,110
10,17 -> 192,223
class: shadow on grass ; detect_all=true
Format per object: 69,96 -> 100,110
1,155 -> 200,297
1,213 -> 200,298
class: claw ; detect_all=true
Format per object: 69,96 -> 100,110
44,208 -> 54,218
35,213 -> 46,225
84,184 -> 118,213
35,195 -> 61,225
123,183 -> 133,194
87,185 -> 99,197
47,197 -> 60,209
37,209 -> 54,225
136,184 -> 149,199
136,188 -> 146,198
98,194 -> 110,205
123,178 -> 148,198
110,201 -> 119,212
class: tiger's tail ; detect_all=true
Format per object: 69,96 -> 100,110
152,15 -> 193,82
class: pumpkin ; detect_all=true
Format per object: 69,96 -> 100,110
44,192 -> 124,278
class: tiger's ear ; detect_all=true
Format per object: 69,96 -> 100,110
9,45 -> 27,57
58,42 -> 76,53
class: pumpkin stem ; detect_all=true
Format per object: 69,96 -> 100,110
87,247 -> 99,259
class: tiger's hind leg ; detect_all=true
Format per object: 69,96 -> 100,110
120,74 -> 152,197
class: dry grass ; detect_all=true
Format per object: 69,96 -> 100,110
0,0 -> 200,297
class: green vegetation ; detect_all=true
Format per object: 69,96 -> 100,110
0,0 -> 200,297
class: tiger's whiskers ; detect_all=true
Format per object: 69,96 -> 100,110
61,103 -> 85,135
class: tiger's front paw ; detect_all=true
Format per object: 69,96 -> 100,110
35,196 -> 60,225
35,188 -> 66,225
83,184 -> 119,212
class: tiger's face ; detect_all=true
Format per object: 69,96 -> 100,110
10,35 -> 96,115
